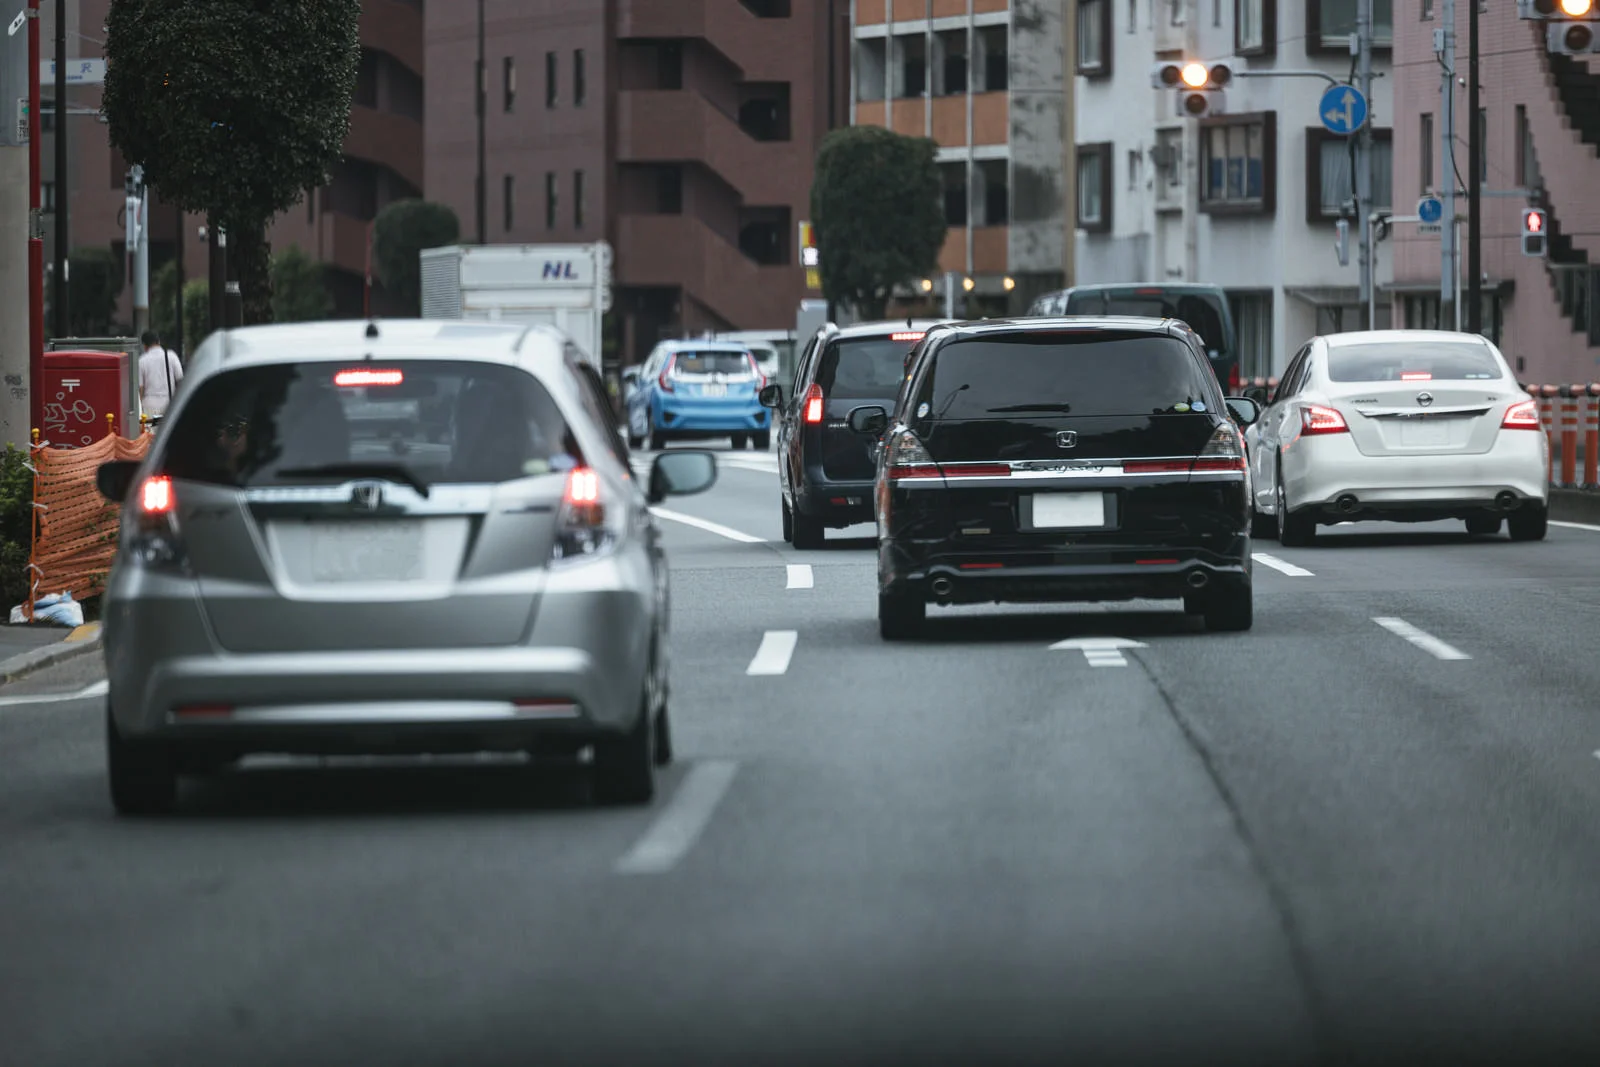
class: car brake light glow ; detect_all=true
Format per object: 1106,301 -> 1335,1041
803,384 -> 824,424
140,475 -> 174,514
1190,457 -> 1247,472
1227,364 -> 1241,392
1124,460 -> 1192,473
942,463 -> 1011,478
658,355 -> 677,393
1300,404 -> 1349,435
565,467 -> 601,505
890,332 -> 925,342
1501,398 -> 1541,429
1401,371 -> 1433,381
334,368 -> 404,387
889,464 -> 942,478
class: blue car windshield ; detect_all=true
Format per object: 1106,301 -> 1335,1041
674,352 -> 754,375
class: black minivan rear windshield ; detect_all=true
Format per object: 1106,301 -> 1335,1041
921,333 -> 1216,420
817,337 -> 922,399
162,360 -> 578,488
1066,290 -> 1228,356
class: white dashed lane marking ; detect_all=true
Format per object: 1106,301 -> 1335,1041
746,630 -> 799,676
649,507 -> 765,544
785,564 -> 813,590
1253,552 -> 1315,577
614,760 -> 740,875
1372,616 -> 1471,661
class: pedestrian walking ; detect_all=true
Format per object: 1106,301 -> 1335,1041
138,330 -> 184,427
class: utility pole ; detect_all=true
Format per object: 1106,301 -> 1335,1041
1438,0 -> 1456,330
27,0 -> 42,433
207,218 -> 225,335
173,209 -> 185,359
475,0 -> 486,245
51,0 -> 65,338
1466,0 -> 1482,333
0,3 -> 34,446
1356,0 -> 1375,326
127,165 -> 149,334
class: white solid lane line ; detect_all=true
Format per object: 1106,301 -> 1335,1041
1253,552 -> 1315,577
614,760 -> 740,875
785,564 -> 814,590
649,507 -> 765,544
746,630 -> 799,676
0,679 -> 108,708
1372,617 -> 1471,661
1551,520 -> 1600,533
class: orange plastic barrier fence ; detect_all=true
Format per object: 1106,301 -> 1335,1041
29,430 -> 153,614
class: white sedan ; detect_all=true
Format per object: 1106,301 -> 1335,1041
1244,330 -> 1549,545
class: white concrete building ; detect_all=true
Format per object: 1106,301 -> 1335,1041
1072,0 -> 1395,377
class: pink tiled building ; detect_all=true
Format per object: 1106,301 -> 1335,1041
1388,6 -> 1600,386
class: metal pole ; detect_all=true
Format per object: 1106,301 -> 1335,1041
27,0 -> 43,433
1439,0 -> 1455,330
208,219 -> 225,334
1367,214 -> 1377,330
173,206 -> 185,359
944,271 -> 954,319
1466,0 -> 1481,334
132,176 -> 148,334
51,0 -> 66,337
475,0 -> 486,245
1356,0 -> 1374,327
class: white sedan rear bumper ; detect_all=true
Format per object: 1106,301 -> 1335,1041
1283,430 -> 1549,518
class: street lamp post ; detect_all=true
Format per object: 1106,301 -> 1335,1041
1467,0 -> 1482,333
52,0 -> 66,338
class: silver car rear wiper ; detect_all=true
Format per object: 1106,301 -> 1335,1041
278,463 -> 432,498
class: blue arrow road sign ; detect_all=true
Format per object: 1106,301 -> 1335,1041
1417,196 -> 1444,225
1319,85 -> 1368,136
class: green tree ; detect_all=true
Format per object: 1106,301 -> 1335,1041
0,445 -> 32,610
150,259 -> 181,347
45,247 -> 125,337
182,279 -> 211,352
101,0 -> 361,326
269,246 -> 334,323
810,127 -> 946,321
372,200 -> 461,314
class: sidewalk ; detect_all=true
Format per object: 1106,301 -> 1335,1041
0,623 -> 102,683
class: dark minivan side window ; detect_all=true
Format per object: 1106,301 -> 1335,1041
916,332 -> 1218,420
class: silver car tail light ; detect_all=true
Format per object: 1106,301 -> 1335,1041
551,467 -> 625,565
129,474 -> 190,570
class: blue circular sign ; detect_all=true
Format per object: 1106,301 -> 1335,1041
1417,197 -> 1444,225
1318,85 -> 1369,136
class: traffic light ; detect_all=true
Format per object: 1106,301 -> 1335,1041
1517,0 -> 1596,18
1521,208 -> 1548,257
1151,61 -> 1231,117
1546,19 -> 1600,50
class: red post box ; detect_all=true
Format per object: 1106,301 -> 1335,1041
40,350 -> 132,448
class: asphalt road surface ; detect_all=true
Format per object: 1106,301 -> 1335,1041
4,443 -> 1600,1067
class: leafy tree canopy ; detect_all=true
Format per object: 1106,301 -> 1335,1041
269,246 -> 334,323
373,200 -> 462,314
46,247 -> 124,338
810,127 -> 946,321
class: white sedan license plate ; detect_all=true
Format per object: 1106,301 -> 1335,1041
1032,492 -> 1106,529
1399,419 -> 1451,446
310,521 -> 425,582
701,383 -> 728,397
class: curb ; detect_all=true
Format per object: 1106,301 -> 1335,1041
1550,489 -> 1600,526
0,623 -> 103,684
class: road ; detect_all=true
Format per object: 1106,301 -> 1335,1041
3,444 -> 1600,1066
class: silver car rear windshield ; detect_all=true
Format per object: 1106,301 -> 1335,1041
160,361 -> 580,488
922,333 -> 1214,419
1327,342 -> 1503,382
673,352 -> 755,375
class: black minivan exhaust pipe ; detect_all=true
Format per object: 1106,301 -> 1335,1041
1186,570 -> 1209,590
930,577 -> 954,602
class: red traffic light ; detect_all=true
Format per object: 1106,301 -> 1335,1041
1525,209 -> 1547,234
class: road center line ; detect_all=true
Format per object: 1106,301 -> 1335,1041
614,760 -> 739,875
1551,520 -> 1600,533
1372,617 -> 1471,661
746,630 -> 799,676
1253,552 -> 1315,577
649,507 -> 765,544
0,679 -> 109,708
785,564 -> 813,590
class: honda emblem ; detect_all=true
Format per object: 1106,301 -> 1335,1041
1055,430 -> 1078,448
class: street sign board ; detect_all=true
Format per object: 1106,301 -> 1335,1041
40,59 -> 105,85
1318,84 -> 1368,136
1416,196 -> 1444,236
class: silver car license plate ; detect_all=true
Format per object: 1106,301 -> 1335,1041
310,521 -> 426,582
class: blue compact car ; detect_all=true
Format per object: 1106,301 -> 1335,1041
624,341 -> 771,451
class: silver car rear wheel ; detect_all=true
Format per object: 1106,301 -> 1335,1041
593,689 -> 657,806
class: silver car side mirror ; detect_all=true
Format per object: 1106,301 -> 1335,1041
648,451 -> 717,504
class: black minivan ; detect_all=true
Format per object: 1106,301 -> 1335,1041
846,317 -> 1263,639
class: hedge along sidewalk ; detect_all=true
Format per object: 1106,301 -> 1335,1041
0,623 -> 102,684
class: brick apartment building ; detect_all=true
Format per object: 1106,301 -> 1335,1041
42,0 -> 425,334
425,0 -> 850,365
1388,6 -> 1600,385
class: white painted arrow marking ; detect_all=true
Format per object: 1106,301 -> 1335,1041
1050,636 -> 1148,668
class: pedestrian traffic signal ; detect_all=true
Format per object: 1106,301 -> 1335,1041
1151,61 -> 1231,117
1546,19 -> 1600,50
1522,208 -> 1548,257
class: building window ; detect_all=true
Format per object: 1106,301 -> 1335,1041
978,25 -> 1008,90
1420,113 -> 1433,193
1129,0 -> 1138,32
941,162 -> 968,227
546,51 -> 558,107
1200,113 -> 1276,216
1076,0 -> 1112,77
1305,127 -> 1393,222
574,49 -> 586,106
1306,0 -> 1393,51
546,171 -> 557,229
935,30 -> 968,95
1421,0 -> 1434,18
977,159 -> 1009,226
894,33 -> 926,98
1153,128 -> 1184,211
1235,0 -> 1277,57
504,174 -> 515,232
504,57 -> 516,113
855,38 -> 888,102
574,170 -> 585,228
1076,143 -> 1114,233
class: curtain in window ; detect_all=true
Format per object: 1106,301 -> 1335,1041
1079,155 -> 1102,222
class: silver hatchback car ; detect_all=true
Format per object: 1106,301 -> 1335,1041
94,320 -> 717,815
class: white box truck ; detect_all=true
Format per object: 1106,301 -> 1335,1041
419,243 -> 613,369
